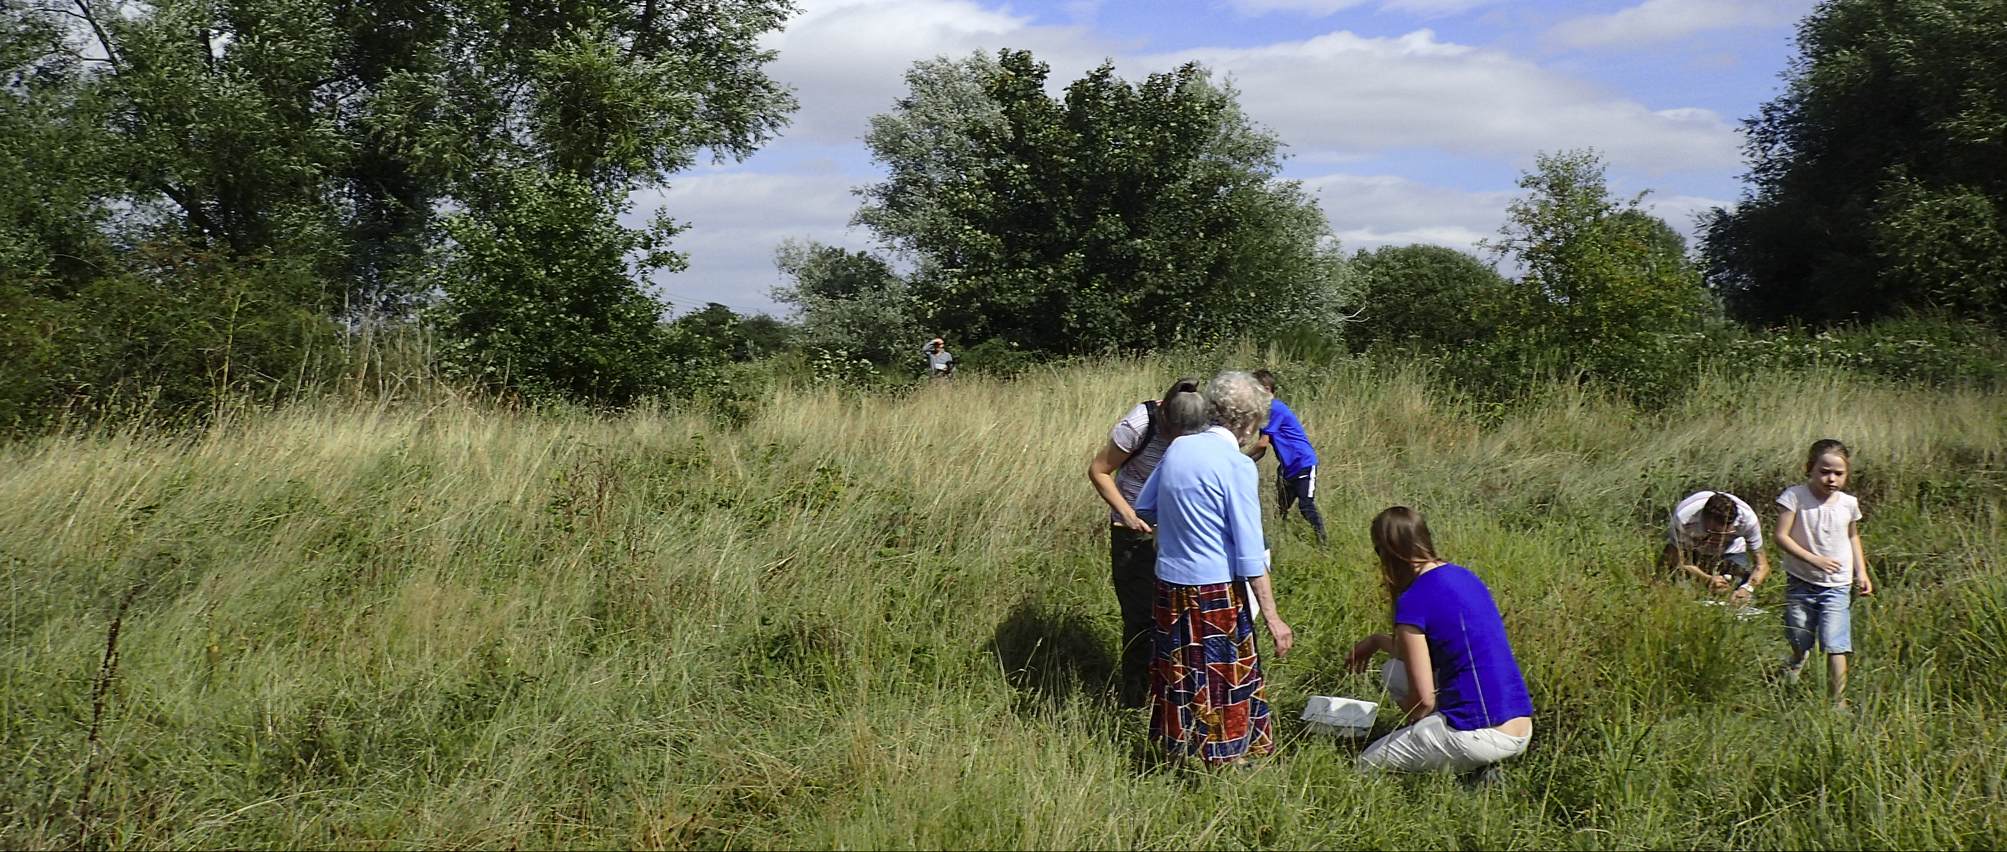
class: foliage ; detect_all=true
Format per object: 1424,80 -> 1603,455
0,243 -> 342,432
430,169 -> 681,405
2,0 -> 798,424
1701,0 -> 2007,327
1676,315 -> 2007,387
667,303 -> 794,363
10,0 -> 798,313
1346,244 -> 1511,353
953,338 -> 1044,379
1476,150 -> 1713,403
855,50 -> 1349,355
772,239 -> 924,370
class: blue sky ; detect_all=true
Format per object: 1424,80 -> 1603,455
639,0 -> 1817,315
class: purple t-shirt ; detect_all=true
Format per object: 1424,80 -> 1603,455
1393,564 -> 1534,731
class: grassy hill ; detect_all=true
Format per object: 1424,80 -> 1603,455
4,354 -> 2004,848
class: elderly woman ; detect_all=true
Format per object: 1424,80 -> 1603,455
1133,371 -> 1295,764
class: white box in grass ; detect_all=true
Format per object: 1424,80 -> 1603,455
1300,696 -> 1378,738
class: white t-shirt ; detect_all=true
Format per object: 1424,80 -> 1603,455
1668,491 -> 1763,556
1776,484 -> 1862,587
1108,402 -> 1171,525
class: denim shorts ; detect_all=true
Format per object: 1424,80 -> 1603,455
1783,577 -> 1852,655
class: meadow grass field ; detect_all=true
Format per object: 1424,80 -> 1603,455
3,352 -> 2004,849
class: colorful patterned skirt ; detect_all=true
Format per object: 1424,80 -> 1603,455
1148,578 -> 1274,763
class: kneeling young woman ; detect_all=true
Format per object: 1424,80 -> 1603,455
1345,507 -> 1533,773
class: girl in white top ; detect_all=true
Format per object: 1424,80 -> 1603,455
1774,439 -> 1874,703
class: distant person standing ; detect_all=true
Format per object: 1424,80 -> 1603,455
1087,377 -> 1203,708
1245,369 -> 1325,543
922,337 -> 955,379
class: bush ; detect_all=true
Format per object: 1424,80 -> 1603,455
432,170 -> 683,406
953,339 -> 1043,379
1347,244 -> 1510,353
1,244 -> 341,434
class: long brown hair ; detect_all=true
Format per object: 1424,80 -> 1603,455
1371,506 -> 1439,604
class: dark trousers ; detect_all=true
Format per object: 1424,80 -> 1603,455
1109,526 -> 1157,708
1277,466 -> 1327,543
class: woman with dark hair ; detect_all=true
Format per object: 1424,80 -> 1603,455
1345,507 -> 1533,773
1133,371 -> 1294,765
1087,376 -> 1205,708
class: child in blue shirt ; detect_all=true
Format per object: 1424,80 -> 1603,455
1246,369 -> 1325,543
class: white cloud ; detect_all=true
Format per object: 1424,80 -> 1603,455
1224,0 -> 1502,16
1223,0 -> 1370,15
1147,29 -> 1744,171
1304,173 -> 1512,256
763,0 -> 1109,145
651,0 -> 1752,310
1305,174 -> 1729,259
1547,0 -> 1810,50
1378,0 -> 1507,16
1640,192 -> 1729,243
630,167 -> 871,314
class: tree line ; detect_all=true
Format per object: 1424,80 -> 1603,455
3,0 -> 2004,431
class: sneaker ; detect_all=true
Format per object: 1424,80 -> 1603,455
1780,663 -> 1803,685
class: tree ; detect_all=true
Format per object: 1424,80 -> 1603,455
1702,0 -> 2007,327
431,170 -> 677,405
3,0 -> 798,413
1485,150 -> 1711,389
1346,245 -> 1510,352
29,0 -> 797,314
771,239 -> 920,368
855,50 -> 1347,355
668,302 -> 792,362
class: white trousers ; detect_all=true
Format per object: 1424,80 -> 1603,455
1356,660 -> 1530,773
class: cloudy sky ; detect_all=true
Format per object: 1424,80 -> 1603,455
639,0 -> 1817,316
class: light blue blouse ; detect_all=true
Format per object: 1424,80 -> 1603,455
1134,427 -> 1268,586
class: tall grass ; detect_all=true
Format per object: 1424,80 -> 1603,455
3,353 -> 2003,848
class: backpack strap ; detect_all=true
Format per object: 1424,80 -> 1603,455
1136,399 -> 1160,459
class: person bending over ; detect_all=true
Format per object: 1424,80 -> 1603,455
1661,490 -> 1771,605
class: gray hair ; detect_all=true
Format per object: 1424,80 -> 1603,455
1205,371 -> 1272,441
1160,388 -> 1211,437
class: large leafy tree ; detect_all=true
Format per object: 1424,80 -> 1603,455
1702,0 -> 2007,327
856,50 -> 1346,355
3,0 -> 796,412
37,0 -> 795,313
1486,150 -> 1711,387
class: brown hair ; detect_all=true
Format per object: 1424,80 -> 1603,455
1700,492 -> 1739,526
1370,506 -> 1439,603
1805,438 -> 1850,473
1251,369 -> 1278,394
1161,376 -> 1200,401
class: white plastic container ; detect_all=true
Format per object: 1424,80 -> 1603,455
1300,696 -> 1378,738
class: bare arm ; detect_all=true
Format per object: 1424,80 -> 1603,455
1775,509 -> 1842,574
1662,542 -> 1726,590
1851,520 -> 1873,595
1088,441 -> 1150,532
1732,548 -> 1772,604
1393,626 -> 1437,722
1245,433 -> 1270,461
1345,631 -> 1393,672
1245,574 -> 1292,658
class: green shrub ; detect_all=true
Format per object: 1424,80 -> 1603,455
1,244 -> 340,435
432,169 -> 684,406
